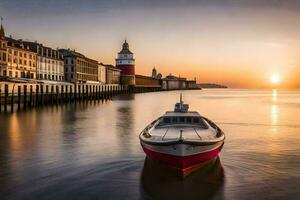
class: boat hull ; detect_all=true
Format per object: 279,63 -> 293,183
141,142 -> 224,176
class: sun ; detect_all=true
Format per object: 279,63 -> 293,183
270,74 -> 280,85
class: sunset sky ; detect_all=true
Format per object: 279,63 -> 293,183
1,0 -> 300,88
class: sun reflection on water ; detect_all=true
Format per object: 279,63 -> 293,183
272,89 -> 277,102
271,89 -> 278,132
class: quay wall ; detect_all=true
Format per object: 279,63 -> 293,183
0,78 -> 201,112
0,82 -> 129,112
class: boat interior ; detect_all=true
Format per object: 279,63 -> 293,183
141,112 -> 224,143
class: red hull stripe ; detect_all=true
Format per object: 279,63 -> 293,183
142,144 -> 223,170
116,65 -> 135,75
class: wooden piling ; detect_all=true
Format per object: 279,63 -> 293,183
78,85 -> 81,101
4,84 -> 8,112
100,85 -> 103,100
85,85 -> 88,100
61,85 -> 64,103
41,85 -> 44,105
103,85 -> 106,99
65,85 -> 68,103
17,86 -> 21,110
89,85 -> 92,100
56,85 -> 59,104
98,85 -> 101,100
73,85 -> 76,101
51,85 -> 54,105
29,85 -> 32,108
92,85 -> 95,100
36,85 -> 39,106
11,85 -> 15,112
45,85 -> 49,104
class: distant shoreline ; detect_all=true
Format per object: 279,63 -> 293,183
197,83 -> 228,88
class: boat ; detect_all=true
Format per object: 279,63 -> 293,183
139,94 -> 225,176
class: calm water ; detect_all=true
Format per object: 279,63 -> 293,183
0,89 -> 299,200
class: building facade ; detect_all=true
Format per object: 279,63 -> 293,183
98,63 -> 106,84
59,49 -> 98,83
102,64 -> 121,84
162,74 -> 187,90
4,37 -> 37,79
0,23 -> 7,79
24,42 -> 64,82
151,66 -> 162,79
135,74 -> 161,87
115,40 -> 135,85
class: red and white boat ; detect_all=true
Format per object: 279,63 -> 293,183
139,94 -> 225,176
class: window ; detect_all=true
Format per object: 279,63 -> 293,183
186,117 -> 192,123
19,52 -> 22,57
179,117 -> 185,123
193,117 -> 200,123
24,53 -> 27,58
163,117 -> 171,123
65,59 -> 68,64
29,54 -> 32,59
172,117 -> 178,123
71,66 -> 74,72
15,71 -> 18,78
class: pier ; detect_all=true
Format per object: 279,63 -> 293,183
0,83 -> 130,112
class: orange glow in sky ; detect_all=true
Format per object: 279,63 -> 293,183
1,1 -> 300,88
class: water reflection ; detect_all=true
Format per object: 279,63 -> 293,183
0,90 -> 299,199
141,157 -> 224,200
272,89 -> 277,102
271,105 -> 278,127
271,90 -> 278,131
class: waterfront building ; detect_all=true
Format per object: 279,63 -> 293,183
59,49 -> 98,83
135,74 -> 161,88
162,74 -> 187,90
0,22 -> 7,79
151,66 -> 162,79
101,63 -> 121,84
152,67 -> 157,78
24,41 -> 64,82
5,37 -> 37,79
0,23 -> 37,79
115,40 -> 135,85
186,79 -> 198,89
98,62 -> 106,84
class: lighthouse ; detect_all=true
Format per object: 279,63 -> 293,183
116,40 -> 135,85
